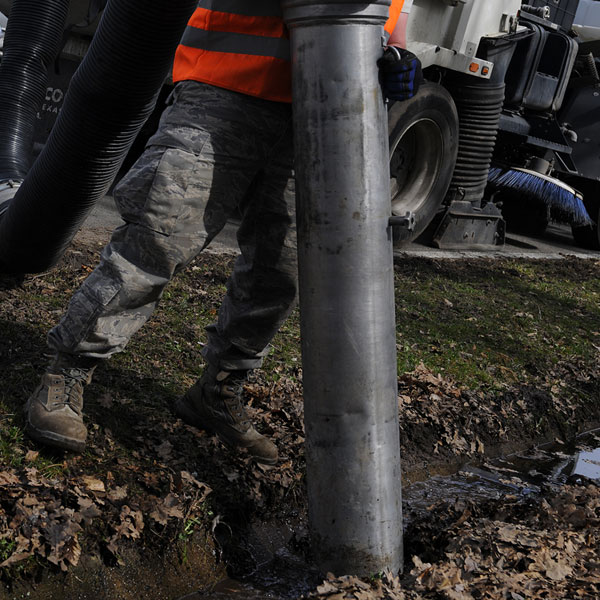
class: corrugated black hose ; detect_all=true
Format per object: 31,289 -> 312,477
0,0 -> 69,183
0,0 -> 198,275
446,82 -> 506,205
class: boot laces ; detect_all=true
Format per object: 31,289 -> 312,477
217,373 -> 251,427
55,368 -> 89,416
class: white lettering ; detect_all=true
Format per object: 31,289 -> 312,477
44,87 -> 65,104
51,88 -> 64,103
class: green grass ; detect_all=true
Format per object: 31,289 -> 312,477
0,404 -> 65,477
124,255 -> 600,392
392,259 -> 600,389
0,539 -> 16,563
2,253 -> 599,406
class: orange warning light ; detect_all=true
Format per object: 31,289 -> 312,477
469,62 -> 479,73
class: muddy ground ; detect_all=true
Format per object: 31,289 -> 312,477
0,237 -> 599,600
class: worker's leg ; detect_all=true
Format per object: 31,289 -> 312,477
26,82 -> 268,452
47,82 -> 270,361
175,104 -> 296,465
202,118 -> 297,371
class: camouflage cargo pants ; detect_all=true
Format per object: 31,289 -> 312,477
47,81 -> 297,371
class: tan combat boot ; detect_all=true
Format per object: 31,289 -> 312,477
25,358 -> 96,453
174,367 -> 278,465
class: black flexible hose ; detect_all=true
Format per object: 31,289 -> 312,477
0,0 -> 69,183
0,0 -> 198,275
445,82 -> 506,205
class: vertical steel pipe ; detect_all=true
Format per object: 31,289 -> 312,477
282,0 -> 403,576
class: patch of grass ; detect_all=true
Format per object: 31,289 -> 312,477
392,258 -> 600,389
262,313 -> 302,383
0,422 -> 24,467
2,253 -> 599,399
0,539 -> 16,563
128,254 -> 600,393
179,517 -> 204,543
0,401 -> 66,477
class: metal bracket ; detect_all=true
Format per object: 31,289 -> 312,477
432,201 -> 506,249
389,211 -> 415,231
409,41 -> 494,79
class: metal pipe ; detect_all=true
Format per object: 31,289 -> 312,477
282,0 -> 403,576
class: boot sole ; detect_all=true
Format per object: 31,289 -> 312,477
25,421 -> 86,453
173,396 -> 278,466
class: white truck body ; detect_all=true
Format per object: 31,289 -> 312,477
403,0 -> 522,78
573,0 -> 600,41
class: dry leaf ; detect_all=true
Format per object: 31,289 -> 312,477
81,476 -> 105,492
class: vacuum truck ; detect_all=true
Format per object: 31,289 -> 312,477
390,0 -> 600,249
1,0 -> 599,253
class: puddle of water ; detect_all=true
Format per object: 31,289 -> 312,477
403,430 -> 600,551
179,580 -> 277,599
572,447 -> 600,480
180,556 -> 319,600
182,518 -> 320,600
473,429 -> 600,487
179,430 -> 600,600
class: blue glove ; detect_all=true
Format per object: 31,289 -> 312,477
377,46 -> 423,102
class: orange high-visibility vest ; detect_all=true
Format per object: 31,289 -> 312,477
173,0 -> 404,103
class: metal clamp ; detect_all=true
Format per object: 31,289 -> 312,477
389,211 -> 415,231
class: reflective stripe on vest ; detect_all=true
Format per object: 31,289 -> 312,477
197,0 -> 282,17
180,28 -> 290,62
173,0 -> 405,103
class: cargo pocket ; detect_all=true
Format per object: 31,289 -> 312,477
136,147 -> 201,236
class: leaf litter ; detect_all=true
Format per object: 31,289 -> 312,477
0,243 -> 599,598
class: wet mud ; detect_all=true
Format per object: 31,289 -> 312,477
182,431 -> 600,599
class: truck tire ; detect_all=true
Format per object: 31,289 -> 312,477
388,81 -> 459,245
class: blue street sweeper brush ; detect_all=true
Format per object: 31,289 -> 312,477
488,167 -> 593,228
